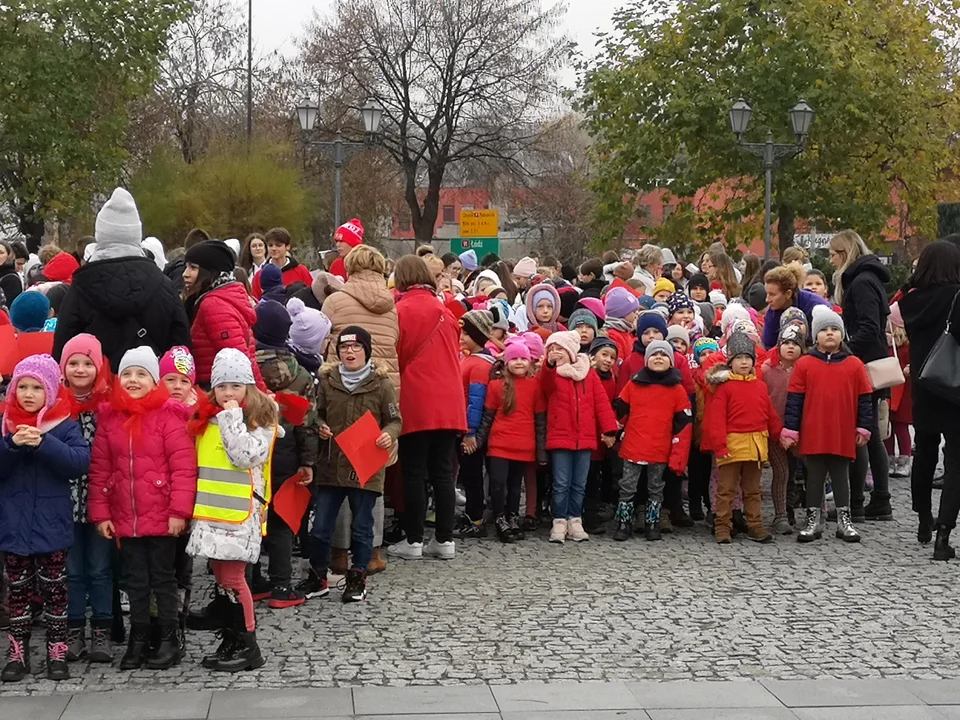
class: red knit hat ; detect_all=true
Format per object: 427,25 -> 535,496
334,218 -> 364,248
44,252 -> 80,284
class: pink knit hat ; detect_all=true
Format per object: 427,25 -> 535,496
889,302 -> 904,328
4,354 -> 62,431
545,330 -> 581,364
159,346 -> 196,383
503,337 -> 531,363
59,333 -> 103,376
577,297 -> 606,322
521,332 -> 545,361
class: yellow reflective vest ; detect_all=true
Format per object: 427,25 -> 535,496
193,423 -> 274,535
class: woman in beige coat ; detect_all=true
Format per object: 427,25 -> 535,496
321,245 -> 399,573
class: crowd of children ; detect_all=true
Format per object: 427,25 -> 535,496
0,238 -> 916,682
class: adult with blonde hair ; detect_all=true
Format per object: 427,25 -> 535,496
632,244 -> 663,294
708,248 -> 742,300
761,263 -> 829,349
319,243 -> 400,574
387,255 -> 466,561
830,229 -> 893,521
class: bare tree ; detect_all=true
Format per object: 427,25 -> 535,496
305,0 -> 569,241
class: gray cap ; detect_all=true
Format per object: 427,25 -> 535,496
645,339 -> 675,367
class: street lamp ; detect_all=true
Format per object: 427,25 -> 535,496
730,98 -> 814,260
296,96 -> 384,231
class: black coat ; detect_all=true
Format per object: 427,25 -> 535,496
293,285 -> 323,312
840,255 -> 890,364
900,283 -> 960,433
578,279 -> 607,299
0,262 -> 22,307
53,257 -> 192,373
163,257 -> 186,295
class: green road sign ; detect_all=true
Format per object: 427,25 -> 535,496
456,237 -> 500,257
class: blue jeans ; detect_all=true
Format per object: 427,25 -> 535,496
66,522 -> 114,624
551,450 -> 592,520
310,487 -> 378,573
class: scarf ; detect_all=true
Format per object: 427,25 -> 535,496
556,354 -> 591,382
109,382 -> 170,441
340,362 -> 373,393
187,391 -> 218,437
604,317 -> 634,334
2,386 -> 72,436
68,372 -> 112,419
89,244 -> 145,262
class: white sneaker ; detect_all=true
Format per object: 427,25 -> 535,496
455,488 -> 467,507
566,517 -> 589,542
549,519 -> 567,543
425,538 -> 455,560
387,540 -> 423,560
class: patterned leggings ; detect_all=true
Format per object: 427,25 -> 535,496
769,442 -> 797,518
5,552 -> 68,645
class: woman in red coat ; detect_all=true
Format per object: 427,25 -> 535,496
182,240 -> 264,389
386,256 -> 467,562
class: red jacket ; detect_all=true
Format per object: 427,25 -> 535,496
592,369 -> 618,461
251,259 -> 314,299
396,288 -> 467,435
606,327 -> 634,368
615,368 -> 692,472
88,399 -> 197,538
617,348 -> 695,396
540,363 -> 617,452
190,282 -> 264,389
701,375 -> 784,458
484,376 -> 545,462
784,349 -> 873,460
328,256 -> 347,281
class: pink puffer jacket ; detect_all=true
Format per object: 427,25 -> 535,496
88,400 -> 198,538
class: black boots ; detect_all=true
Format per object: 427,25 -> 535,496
120,624 -> 151,670
145,624 -> 181,669
1,634 -> 29,682
46,641 -> 69,680
214,631 -> 264,673
864,494 -> 893,521
202,628 -> 238,669
934,527 -> 956,561
186,587 -> 231,631
918,512 -> 935,545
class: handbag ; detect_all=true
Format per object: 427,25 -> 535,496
917,288 -> 960,405
866,356 -> 905,390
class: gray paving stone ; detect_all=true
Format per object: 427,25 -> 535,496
792,707 -> 944,720
646,710 -> 799,720
935,707 -> 960,719
761,680 -> 923,707
0,695 -> 71,720
493,682 -> 641,712
905,680 -> 960,705
60,691 -> 212,720
500,711 -> 651,720
208,689 -> 353,718
353,686 -> 498,715
628,680 -> 782,708
355,716 -> 501,720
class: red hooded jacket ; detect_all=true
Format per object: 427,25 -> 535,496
189,282 -> 264,388
540,362 -> 617,452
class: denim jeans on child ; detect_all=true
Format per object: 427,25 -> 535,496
551,449 -> 592,519
310,486 -> 378,574
66,522 -> 113,625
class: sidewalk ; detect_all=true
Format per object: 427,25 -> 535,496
3,679 -> 960,719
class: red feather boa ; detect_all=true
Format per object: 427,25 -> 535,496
109,382 -> 170,440
2,386 -> 73,436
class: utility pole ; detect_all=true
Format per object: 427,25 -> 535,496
246,0 -> 253,149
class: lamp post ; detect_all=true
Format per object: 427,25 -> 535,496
296,97 -> 384,230
730,98 -> 814,260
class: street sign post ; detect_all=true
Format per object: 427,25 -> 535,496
460,209 -> 499,238
457,237 -> 500,257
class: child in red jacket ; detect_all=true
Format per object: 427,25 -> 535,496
88,346 -> 198,671
456,310 -> 498,538
703,331 -> 782,544
540,331 -> 618,544
584,337 -> 621,533
613,340 -> 692,541
782,306 -> 873,544
476,338 -> 546,543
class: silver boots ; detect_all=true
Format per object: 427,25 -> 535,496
835,506 -> 861,543
797,508 -> 823,543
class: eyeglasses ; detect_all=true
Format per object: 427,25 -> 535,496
339,342 -> 364,353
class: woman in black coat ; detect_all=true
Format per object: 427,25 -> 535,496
830,230 -> 892,522
0,241 -> 22,306
900,240 -> 960,558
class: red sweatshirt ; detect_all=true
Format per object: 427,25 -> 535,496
483,376 -> 545,462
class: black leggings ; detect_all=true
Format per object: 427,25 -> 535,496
850,392 -> 890,506
399,430 -> 458,543
487,457 -> 526,517
914,426 -> 960,529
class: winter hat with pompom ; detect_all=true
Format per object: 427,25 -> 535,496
522,332 -> 545,361
545,330 -> 581,364
287,297 -> 332,355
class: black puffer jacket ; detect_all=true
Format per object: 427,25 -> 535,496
900,283 -> 960,432
53,257 -> 191,373
840,254 -> 890,364
163,256 -> 186,295
0,262 -> 22,306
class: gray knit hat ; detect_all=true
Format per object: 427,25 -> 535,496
211,348 -> 255,388
119,346 -> 160,383
811,304 -> 845,340
645,339 -> 675,367
726,330 -> 756,362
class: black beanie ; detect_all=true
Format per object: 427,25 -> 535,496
184,240 -> 236,275
254,300 -> 291,349
688,273 -> 709,293
337,325 -> 373,362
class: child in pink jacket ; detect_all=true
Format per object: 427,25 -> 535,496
88,347 -> 197,673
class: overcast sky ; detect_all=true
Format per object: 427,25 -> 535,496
240,0 -> 624,86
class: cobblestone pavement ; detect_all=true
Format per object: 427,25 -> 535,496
3,473 -> 959,696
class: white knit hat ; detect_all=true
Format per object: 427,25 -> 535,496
211,348 -> 255,388
811,304 -> 845,339
119,346 -> 160,383
96,188 -> 143,247
545,330 -> 581,364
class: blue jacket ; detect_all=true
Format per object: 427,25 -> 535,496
762,289 -> 829,349
0,418 -> 91,556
